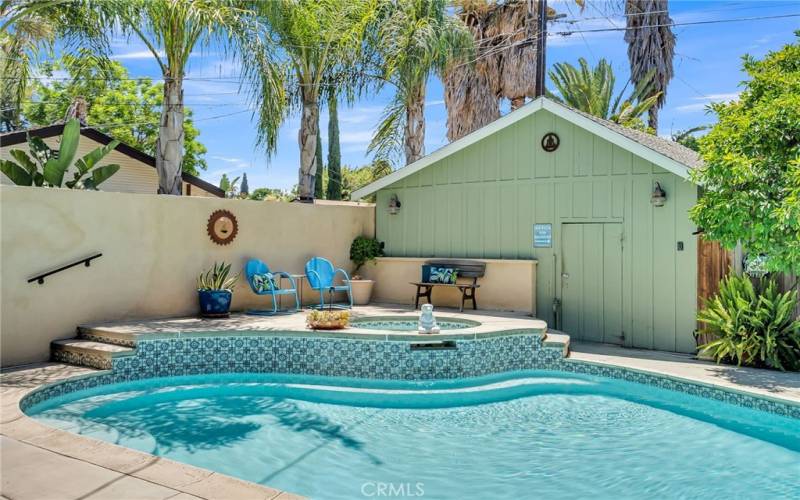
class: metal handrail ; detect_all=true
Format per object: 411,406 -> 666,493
28,253 -> 102,285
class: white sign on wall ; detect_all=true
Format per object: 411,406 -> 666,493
533,223 -> 552,248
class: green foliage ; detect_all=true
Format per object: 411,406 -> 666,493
22,55 -> 207,175
248,0 -> 377,194
1,0 -> 111,131
315,111 -> 325,199
547,58 -> 661,132
368,0 -> 473,164
197,262 -> 240,291
690,34 -> 800,274
0,118 -> 120,189
671,125 -> 709,152
219,173 -> 241,198
326,95 -> 342,200
339,159 -> 392,201
698,273 -> 800,371
249,187 -> 292,201
349,236 -> 384,275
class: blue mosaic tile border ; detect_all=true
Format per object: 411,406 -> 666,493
20,335 -> 800,420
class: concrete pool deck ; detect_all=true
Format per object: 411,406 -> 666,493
77,304 -> 549,341
1,362 -> 304,500
2,308 -> 799,499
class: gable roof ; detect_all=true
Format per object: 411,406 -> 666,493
0,124 -> 225,197
352,96 -> 701,200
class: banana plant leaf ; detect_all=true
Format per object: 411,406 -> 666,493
0,160 -> 33,186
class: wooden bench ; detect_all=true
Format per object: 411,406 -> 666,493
410,259 -> 486,312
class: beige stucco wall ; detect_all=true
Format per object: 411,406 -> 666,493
0,186 -> 375,366
360,257 -> 537,314
1,134 -> 216,197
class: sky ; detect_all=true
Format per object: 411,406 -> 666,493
91,1 -> 800,191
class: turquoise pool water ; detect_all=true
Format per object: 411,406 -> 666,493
27,371 -> 800,499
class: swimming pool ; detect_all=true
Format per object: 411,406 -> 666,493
27,371 -> 800,499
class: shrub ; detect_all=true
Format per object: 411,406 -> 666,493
197,262 -> 240,291
698,274 -> 800,371
349,236 -> 384,276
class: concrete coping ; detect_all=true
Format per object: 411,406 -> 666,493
79,307 -> 549,344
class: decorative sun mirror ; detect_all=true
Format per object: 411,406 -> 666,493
207,209 -> 238,245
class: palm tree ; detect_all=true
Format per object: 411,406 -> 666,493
444,0 -> 546,142
368,0 -> 473,165
624,0 -> 674,131
250,0 -> 379,201
0,0 -> 108,131
110,0 -> 283,195
548,57 -> 660,131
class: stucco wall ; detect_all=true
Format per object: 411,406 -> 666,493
374,108 -> 698,353
360,257 -> 537,314
0,186 -> 375,366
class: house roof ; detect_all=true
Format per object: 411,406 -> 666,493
352,96 -> 701,200
0,124 -> 225,197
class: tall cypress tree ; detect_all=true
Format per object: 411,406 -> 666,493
326,94 -> 342,200
314,112 -> 324,199
240,172 -> 249,197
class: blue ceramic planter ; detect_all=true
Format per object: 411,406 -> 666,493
198,290 -> 232,317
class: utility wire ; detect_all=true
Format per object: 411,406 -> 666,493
552,12 -> 800,36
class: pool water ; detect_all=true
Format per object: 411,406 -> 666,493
27,371 -> 800,499
349,317 -> 478,331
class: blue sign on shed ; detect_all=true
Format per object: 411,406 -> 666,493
533,223 -> 552,248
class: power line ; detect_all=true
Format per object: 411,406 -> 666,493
20,100 -> 252,107
552,12 -> 800,36
84,109 -> 251,129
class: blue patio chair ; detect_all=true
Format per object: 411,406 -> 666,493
304,257 -> 353,309
244,259 -> 300,315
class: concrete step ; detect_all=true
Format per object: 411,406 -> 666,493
543,328 -> 571,357
51,338 -> 134,370
77,326 -> 137,348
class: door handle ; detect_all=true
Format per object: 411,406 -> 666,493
561,273 -> 569,279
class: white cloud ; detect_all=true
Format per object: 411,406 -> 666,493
339,130 -> 374,145
674,92 -> 739,113
111,50 -> 163,60
425,99 -> 445,107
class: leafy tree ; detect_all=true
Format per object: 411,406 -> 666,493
1,0 -> 109,131
326,95 -> 342,200
100,0 -> 279,195
219,173 -> 241,198
250,0 -> 379,200
690,34 -> 800,274
340,159 -> 392,201
22,55 -> 207,175
314,112 -> 325,199
548,58 -> 660,132
249,187 -> 292,201
239,172 -> 249,196
369,0 -> 473,165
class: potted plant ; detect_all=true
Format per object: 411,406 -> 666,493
306,310 -> 350,330
197,262 -> 240,318
349,236 -> 384,305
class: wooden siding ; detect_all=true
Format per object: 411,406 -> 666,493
375,109 -> 698,352
1,136 -> 213,196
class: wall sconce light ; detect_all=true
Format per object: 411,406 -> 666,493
388,194 -> 401,215
651,181 -> 667,207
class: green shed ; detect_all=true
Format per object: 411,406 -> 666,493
353,97 -> 703,353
